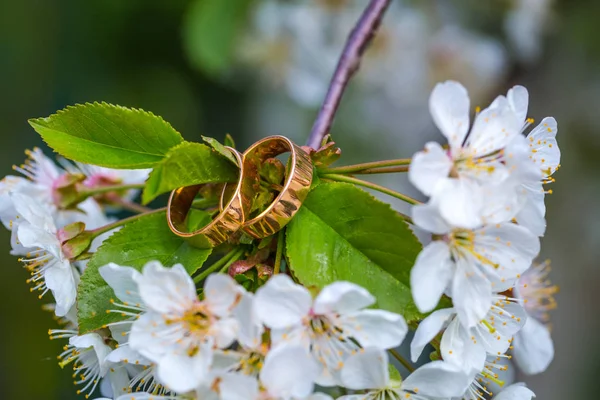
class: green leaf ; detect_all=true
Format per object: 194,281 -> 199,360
29,103 -> 184,169
142,141 -> 238,204
77,212 -> 212,334
182,0 -> 254,76
202,135 -> 237,164
286,182 -> 423,322
224,134 -> 236,148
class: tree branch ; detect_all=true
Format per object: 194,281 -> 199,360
306,0 -> 391,149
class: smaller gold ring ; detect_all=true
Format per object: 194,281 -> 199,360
239,135 -> 313,239
167,147 -> 254,248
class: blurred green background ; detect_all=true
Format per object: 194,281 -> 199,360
1,0 -> 598,399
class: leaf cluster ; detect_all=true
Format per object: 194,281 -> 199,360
29,102 -> 425,334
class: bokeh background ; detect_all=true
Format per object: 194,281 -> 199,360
0,0 -> 597,398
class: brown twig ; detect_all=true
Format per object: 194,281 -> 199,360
306,0 -> 391,150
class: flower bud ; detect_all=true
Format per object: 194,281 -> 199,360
59,223 -> 94,260
51,173 -> 86,209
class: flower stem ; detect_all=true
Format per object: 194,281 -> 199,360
194,247 -> 246,284
319,159 -> 410,175
306,0 -> 392,149
274,229 -> 286,274
320,174 -> 420,205
109,198 -> 153,214
79,183 -> 145,197
388,348 -> 415,373
89,207 -> 165,238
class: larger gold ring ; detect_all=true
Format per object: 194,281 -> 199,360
167,147 -> 255,248
239,135 -> 313,239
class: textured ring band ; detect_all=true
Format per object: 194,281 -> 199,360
239,135 -> 313,239
167,147 -> 255,248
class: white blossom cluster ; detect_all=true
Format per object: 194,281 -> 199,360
408,81 -> 560,396
0,81 -> 559,400
0,149 -> 149,316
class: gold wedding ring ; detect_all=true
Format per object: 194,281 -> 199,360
239,135 -> 313,239
167,147 -> 255,248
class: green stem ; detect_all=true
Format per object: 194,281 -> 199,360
320,158 -> 411,175
109,198 -> 153,214
194,249 -> 238,284
89,207 -> 166,238
274,229 -> 285,274
194,247 -> 246,284
348,166 -> 409,175
320,174 -> 420,205
79,183 -> 145,197
389,348 -> 415,373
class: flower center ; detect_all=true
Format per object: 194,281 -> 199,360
176,304 -> 212,336
517,261 -> 558,323
239,351 -> 265,376
446,229 -> 499,270
308,315 -> 358,372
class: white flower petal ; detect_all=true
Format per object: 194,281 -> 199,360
473,223 -> 540,291
211,317 -> 238,349
98,263 -> 143,305
135,262 -> 196,314
304,394 -> 334,400
494,383 -> 536,400
219,373 -> 259,400
270,326 -> 311,351
17,222 -> 61,258
527,117 -> 560,175
45,261 -> 78,317
410,308 -> 456,362
204,273 -> 244,318
70,333 -> 112,376
515,195 -> 546,237
408,142 -> 453,196
313,281 -> 374,315
260,345 -> 318,399
435,178 -> 484,229
467,96 -> 522,155
402,360 -> 472,398
254,274 -> 312,329
233,292 -> 264,350
12,191 -> 56,232
339,309 -> 407,349
411,201 -> 451,235
513,317 -> 554,375
156,350 -> 213,393
411,241 -> 454,313
115,394 -> 173,400
479,180 -> 525,225
440,318 -> 486,375
106,345 -> 149,365
102,364 -> 130,397
507,85 -> 529,124
429,81 -> 470,149
451,256 -> 492,329
340,347 -> 389,390
129,312 -> 169,362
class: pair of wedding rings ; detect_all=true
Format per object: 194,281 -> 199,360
167,136 -> 313,248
